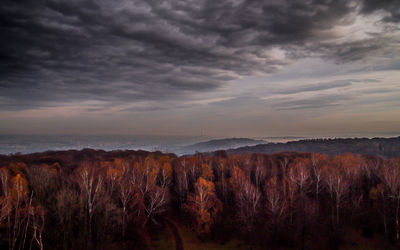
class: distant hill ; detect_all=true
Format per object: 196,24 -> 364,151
177,138 -> 266,155
226,136 -> 400,158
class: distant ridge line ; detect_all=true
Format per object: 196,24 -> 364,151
224,136 -> 400,158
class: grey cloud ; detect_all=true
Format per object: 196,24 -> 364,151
272,78 -> 383,95
273,94 -> 353,110
273,80 -> 352,95
210,95 -> 265,107
315,36 -> 400,64
359,88 -> 400,94
0,0 -> 399,111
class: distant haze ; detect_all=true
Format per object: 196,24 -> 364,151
1,0 -> 399,137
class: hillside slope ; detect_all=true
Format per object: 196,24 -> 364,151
227,136 -> 400,158
176,138 -> 266,155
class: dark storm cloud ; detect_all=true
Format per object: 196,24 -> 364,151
362,0 -> 400,22
0,0 -> 398,110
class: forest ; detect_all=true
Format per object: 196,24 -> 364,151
0,149 -> 399,249
228,136 -> 400,158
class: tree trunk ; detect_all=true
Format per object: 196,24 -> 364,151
336,201 -> 340,225
122,205 -> 126,240
316,183 -> 319,213
331,198 -> 335,228
383,197 -> 387,236
396,197 -> 399,241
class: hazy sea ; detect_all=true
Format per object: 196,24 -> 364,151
0,134 -> 208,155
1,133 -> 397,156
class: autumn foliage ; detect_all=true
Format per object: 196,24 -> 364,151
0,149 -> 399,249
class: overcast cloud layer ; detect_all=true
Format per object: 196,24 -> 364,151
1,0 -> 400,136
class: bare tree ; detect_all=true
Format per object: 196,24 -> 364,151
288,159 -> 310,194
144,185 -> 169,224
324,167 -> 349,225
75,163 -> 104,244
26,164 -> 58,204
117,175 -> 135,239
175,158 -> 189,208
265,176 -> 287,235
231,166 -> 261,231
253,156 -> 267,189
136,157 -> 170,225
310,154 -> 327,210
55,186 -> 79,250
380,159 -> 400,240
29,205 -> 45,250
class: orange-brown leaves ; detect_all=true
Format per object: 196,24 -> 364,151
186,177 -> 221,235
0,167 -> 10,197
10,173 -> 29,201
159,162 -> 172,186
201,163 -> 213,181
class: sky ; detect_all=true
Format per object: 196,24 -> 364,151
1,0 -> 400,137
